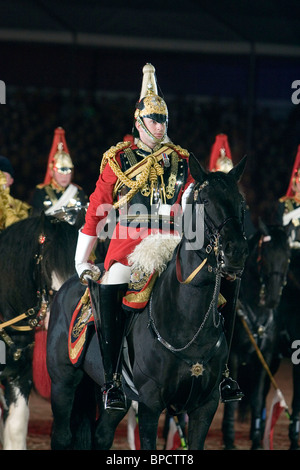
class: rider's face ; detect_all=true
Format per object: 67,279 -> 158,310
135,117 -> 166,148
52,169 -> 72,188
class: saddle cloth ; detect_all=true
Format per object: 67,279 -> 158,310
68,270 -> 158,367
68,291 -> 94,367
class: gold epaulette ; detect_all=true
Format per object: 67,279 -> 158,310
164,142 -> 190,158
100,141 -> 132,174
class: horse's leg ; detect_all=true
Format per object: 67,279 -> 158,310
221,354 -> 239,449
250,368 -> 270,450
222,401 -> 238,449
94,400 -> 129,450
289,363 -> 300,450
138,402 -> 161,450
50,367 -> 85,450
188,391 -> 220,450
3,382 -> 31,450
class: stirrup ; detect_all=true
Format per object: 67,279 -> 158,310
103,382 -> 127,411
219,376 -> 244,403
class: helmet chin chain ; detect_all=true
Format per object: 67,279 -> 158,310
136,116 -> 166,144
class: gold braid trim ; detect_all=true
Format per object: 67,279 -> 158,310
101,142 -> 189,210
100,141 -> 132,174
111,156 -> 157,209
164,142 -> 189,158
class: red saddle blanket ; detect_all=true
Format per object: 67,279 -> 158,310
68,292 -> 94,366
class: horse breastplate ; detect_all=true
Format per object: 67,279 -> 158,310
117,148 -> 188,229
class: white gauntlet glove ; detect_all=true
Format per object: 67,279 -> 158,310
75,230 -> 101,285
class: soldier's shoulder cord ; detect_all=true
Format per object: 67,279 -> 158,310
164,142 -> 190,158
100,141 -> 132,174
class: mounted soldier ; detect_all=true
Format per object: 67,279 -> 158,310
74,64 -> 243,412
31,127 -> 88,224
277,144 -> 300,248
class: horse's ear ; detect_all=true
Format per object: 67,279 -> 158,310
258,217 -> 269,236
188,153 -> 208,183
228,155 -> 247,183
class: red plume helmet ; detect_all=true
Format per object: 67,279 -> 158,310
43,127 -> 71,184
209,134 -> 233,173
285,144 -> 300,197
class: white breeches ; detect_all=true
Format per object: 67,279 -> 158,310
103,263 -> 131,285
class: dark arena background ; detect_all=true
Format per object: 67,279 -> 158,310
1,0 -> 300,452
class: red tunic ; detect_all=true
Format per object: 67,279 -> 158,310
82,144 -> 194,271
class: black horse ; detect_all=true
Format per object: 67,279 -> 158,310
47,153 -> 248,450
222,222 -> 290,450
0,213 -> 84,449
277,241 -> 300,450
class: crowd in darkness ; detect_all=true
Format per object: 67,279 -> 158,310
1,87 -> 300,229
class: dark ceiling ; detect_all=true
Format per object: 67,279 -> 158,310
1,1 -> 300,101
1,0 -> 300,54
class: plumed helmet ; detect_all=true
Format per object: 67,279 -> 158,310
52,142 -> 74,174
285,144 -> 300,197
209,134 -> 233,173
0,155 -> 14,178
133,63 -> 168,140
43,127 -> 73,184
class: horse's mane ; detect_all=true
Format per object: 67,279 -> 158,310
0,216 -> 79,314
0,216 -> 42,275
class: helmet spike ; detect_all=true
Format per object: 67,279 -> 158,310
139,63 -> 158,100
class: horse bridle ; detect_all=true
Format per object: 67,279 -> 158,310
193,180 -> 245,277
150,180 -> 245,353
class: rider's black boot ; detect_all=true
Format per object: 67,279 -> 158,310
88,280 -> 128,411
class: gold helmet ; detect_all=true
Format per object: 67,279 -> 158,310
52,142 -> 74,174
43,127 -> 73,184
133,63 -> 168,141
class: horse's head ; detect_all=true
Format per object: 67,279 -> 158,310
188,153 -> 248,279
254,220 -> 290,308
38,213 -> 79,293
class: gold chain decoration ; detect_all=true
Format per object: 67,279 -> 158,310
101,141 -> 189,210
110,155 -> 156,209
100,141 -> 132,174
